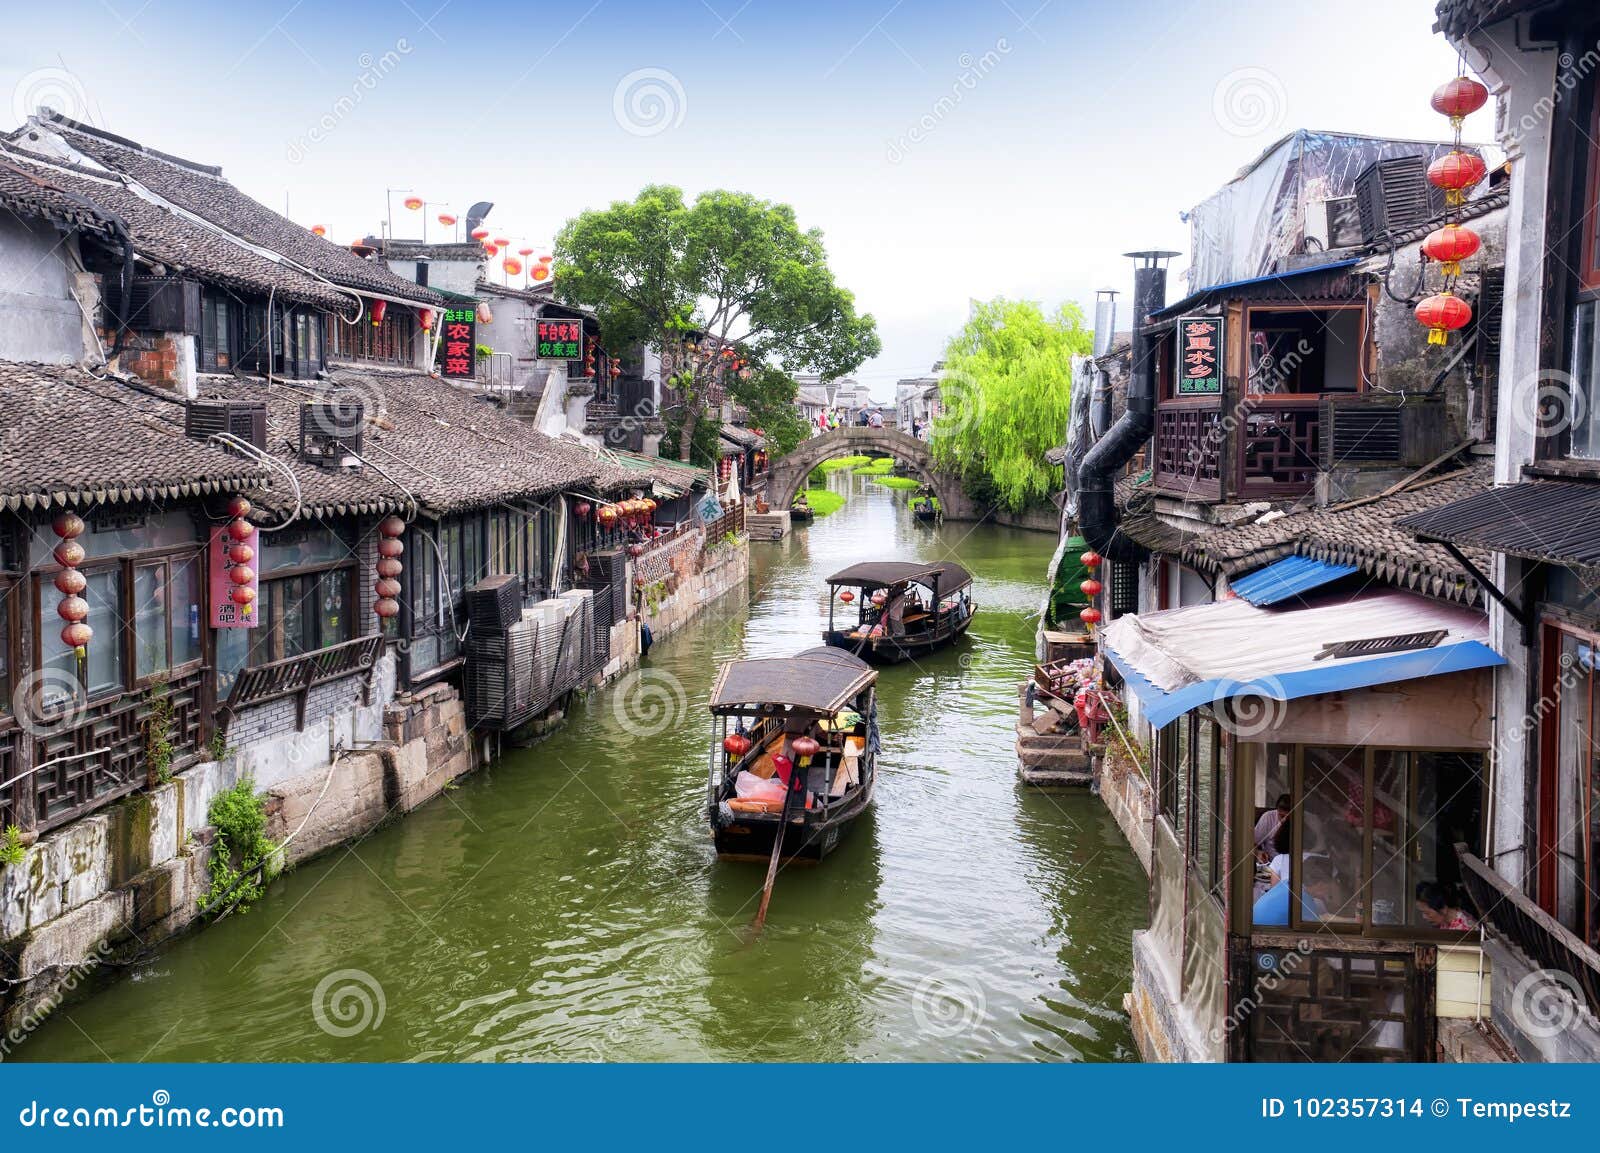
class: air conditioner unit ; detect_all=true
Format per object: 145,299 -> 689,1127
298,400 -> 364,467
185,399 -> 268,450
115,275 -> 202,335
1355,156 -> 1447,243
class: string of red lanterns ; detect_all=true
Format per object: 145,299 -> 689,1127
1079,550 -> 1103,629
1415,70 -> 1490,346
374,515 -> 405,619
52,512 -> 91,656
226,496 -> 257,618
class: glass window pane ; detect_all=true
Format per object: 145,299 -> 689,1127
170,556 -> 202,667
1193,718 -> 1216,884
1297,746 -> 1363,927
133,563 -> 168,679
216,625 -> 248,697
258,528 -> 351,574
279,576 -> 308,660
1556,632 -> 1594,929
319,570 -> 349,647
1572,302 -> 1600,460
77,568 -> 125,695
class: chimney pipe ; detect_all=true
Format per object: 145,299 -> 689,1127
1076,250 -> 1178,561
1092,288 -> 1118,358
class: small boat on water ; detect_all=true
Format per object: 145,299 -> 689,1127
789,496 -> 814,523
822,560 -> 975,665
707,646 -> 879,862
909,490 -> 939,523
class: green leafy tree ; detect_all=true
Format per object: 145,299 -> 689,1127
730,365 -> 811,456
932,298 -> 1092,512
555,185 -> 880,462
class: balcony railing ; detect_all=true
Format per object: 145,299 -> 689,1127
1153,403 -> 1223,498
219,634 -> 386,734
1238,398 -> 1320,496
1457,845 -> 1600,1024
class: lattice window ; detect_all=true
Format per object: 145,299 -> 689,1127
1240,402 -> 1320,491
1154,407 -> 1223,492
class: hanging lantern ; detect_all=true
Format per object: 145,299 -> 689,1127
52,512 -> 85,540
438,213 -> 457,227
1079,607 -> 1103,626
311,224 -> 327,237
375,577 -> 402,599
228,564 -> 256,587
53,568 -> 86,596
477,302 -> 493,325
839,590 -> 855,603
226,495 -> 252,519
573,500 -> 592,519
370,299 -> 388,328
723,732 -> 752,757
377,557 -> 403,579
1421,223 -> 1481,276
53,539 -> 85,568
471,226 -> 491,241
531,265 -> 550,282
1427,150 -> 1487,206
374,597 -> 400,619
61,621 -> 93,651
791,735 -> 820,762
1081,578 -> 1103,597
230,585 -> 256,608
518,246 -> 534,257
598,504 -> 618,524
418,307 -> 434,333
403,196 -> 424,211
56,595 -> 89,623
538,253 -> 553,265
228,517 -> 254,541
610,360 -> 623,378
375,516 -> 406,619
503,257 -> 524,277
583,359 -> 597,378
228,543 -> 254,566
870,590 -> 886,606
378,536 -> 404,558
1080,550 -> 1102,569
483,242 -> 499,257
1431,76 -> 1489,122
1415,292 -> 1473,346
490,236 -> 508,249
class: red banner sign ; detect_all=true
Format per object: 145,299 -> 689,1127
210,523 -> 259,628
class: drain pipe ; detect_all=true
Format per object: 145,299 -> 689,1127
1076,250 -> 1177,561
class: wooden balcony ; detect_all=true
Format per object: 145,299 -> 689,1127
219,634 -> 385,734
1153,402 -> 1224,499
1237,398 -> 1320,497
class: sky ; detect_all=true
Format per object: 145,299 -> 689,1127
3,0 -> 1491,401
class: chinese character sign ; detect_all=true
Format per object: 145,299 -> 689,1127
210,523 -> 259,628
1176,316 -> 1224,395
536,318 -> 585,360
441,307 -> 477,380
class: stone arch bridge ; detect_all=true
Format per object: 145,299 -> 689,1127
764,426 -> 981,521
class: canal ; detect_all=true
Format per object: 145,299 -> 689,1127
15,471 -> 1148,1062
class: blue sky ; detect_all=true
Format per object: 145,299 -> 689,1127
4,0 -> 1489,400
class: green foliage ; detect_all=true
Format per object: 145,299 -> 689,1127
658,408 -> 724,467
803,489 -> 846,517
0,824 -> 25,867
207,730 -> 233,763
817,455 -> 873,472
871,476 -> 921,490
729,365 -> 810,457
852,457 -> 895,475
200,780 -> 276,916
932,298 -> 1092,512
475,343 -> 494,361
555,185 -> 880,460
143,677 -> 176,784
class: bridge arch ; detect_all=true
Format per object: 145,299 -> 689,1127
764,426 -> 979,521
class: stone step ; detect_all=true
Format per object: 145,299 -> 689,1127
1016,757 -> 1094,788
1015,740 -> 1091,772
1015,724 -> 1082,752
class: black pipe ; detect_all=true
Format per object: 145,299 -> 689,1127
1076,251 -> 1175,561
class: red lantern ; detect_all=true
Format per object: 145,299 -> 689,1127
228,543 -> 254,565
791,735 -> 820,760
377,557 -> 403,579
226,494 -> 252,519
311,224 -> 327,237
598,505 -> 618,524
53,569 -> 86,596
375,577 -> 402,599
379,537 -> 404,558
61,621 -> 93,650
52,512 -> 85,539
518,246 -> 534,257
1079,607 -> 1103,626
228,518 -> 254,541
573,501 -> 592,519
438,213 -> 457,227
483,242 -> 499,257
839,590 -> 855,603
1080,550 -> 1102,569
503,257 -> 524,276
1081,578 -> 1103,597
370,299 -> 388,328
1421,223 -> 1481,276
56,595 -> 89,623
403,196 -> 424,211
493,236 -> 510,248
723,733 -> 752,757
53,540 -> 85,568
1427,150 -> 1487,205
379,515 -> 405,537
538,254 -> 553,265
583,359 -> 596,377
229,565 -> 256,586
1415,292 -> 1473,346
471,226 -> 490,241
418,307 -> 434,333
531,266 -> 550,282
230,585 -> 255,607
1431,76 -> 1489,121
610,361 -> 623,378
374,598 -> 400,619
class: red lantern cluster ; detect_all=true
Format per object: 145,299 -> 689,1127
1417,73 -> 1489,347
226,495 -> 257,616
52,512 -> 91,655
374,515 -> 404,619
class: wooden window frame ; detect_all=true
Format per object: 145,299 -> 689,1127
1240,303 -> 1370,400
1536,614 -> 1600,945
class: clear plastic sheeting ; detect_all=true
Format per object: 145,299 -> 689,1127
1185,130 -> 1484,292
1060,354 -> 1095,524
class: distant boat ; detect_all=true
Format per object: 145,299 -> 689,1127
909,490 -> 939,523
821,561 -> 975,664
706,646 -> 879,862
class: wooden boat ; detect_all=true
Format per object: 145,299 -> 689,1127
789,498 -> 815,523
909,491 -> 939,522
707,646 -> 879,862
822,560 -> 975,664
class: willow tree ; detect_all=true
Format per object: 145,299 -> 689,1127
555,185 -> 879,463
931,299 -> 1092,511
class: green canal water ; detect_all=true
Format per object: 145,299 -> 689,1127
14,472 -> 1147,1062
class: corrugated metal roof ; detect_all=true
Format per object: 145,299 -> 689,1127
1232,555 -> 1360,606
1153,259 -> 1363,321
1398,480 -> 1600,568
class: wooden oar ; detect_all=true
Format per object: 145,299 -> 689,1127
753,758 -> 801,930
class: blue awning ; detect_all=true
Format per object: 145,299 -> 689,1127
1100,590 -> 1505,730
1231,555 -> 1359,606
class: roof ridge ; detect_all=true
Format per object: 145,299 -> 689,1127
41,112 -> 224,178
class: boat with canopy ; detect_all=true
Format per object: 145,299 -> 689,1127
707,646 -> 879,863
822,560 -> 975,664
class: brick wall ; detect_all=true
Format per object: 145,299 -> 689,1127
227,669 -> 373,747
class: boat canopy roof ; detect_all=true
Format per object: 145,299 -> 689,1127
824,560 -> 973,593
709,646 -> 877,715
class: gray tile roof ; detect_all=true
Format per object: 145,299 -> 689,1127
192,370 -> 639,520
29,114 -> 442,307
0,362 -> 266,511
1434,0 -> 1551,37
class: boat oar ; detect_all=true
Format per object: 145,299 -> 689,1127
753,753 -> 800,930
